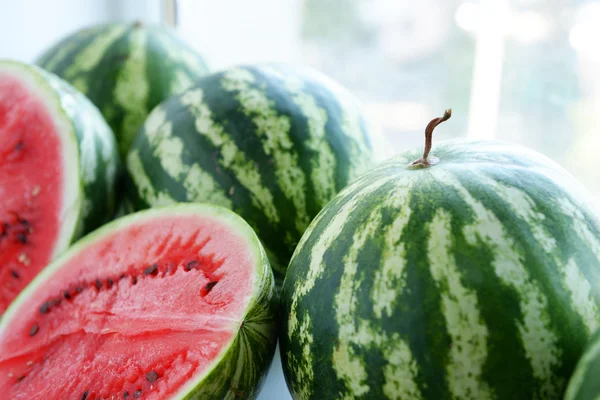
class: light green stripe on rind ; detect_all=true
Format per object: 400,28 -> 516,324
339,101 -> 373,183
288,176 -> 422,399
262,67 -> 338,208
442,170 -> 561,399
38,26 -> 102,72
371,177 -> 414,319
301,67 -> 373,182
183,164 -> 233,208
286,311 -> 315,400
180,88 -> 279,224
151,31 -> 209,93
221,68 -> 310,234
333,206 -> 382,398
114,27 -> 149,156
142,108 -> 181,177
428,209 -> 493,400
139,107 -> 232,208
564,332 -> 600,400
64,24 -> 128,92
287,176 -> 394,338
474,172 -> 600,335
127,149 -> 176,207
333,181 -> 422,400
562,258 -> 600,334
371,178 -> 421,400
558,196 -> 600,269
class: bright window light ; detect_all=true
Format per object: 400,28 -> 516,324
511,11 -> 549,44
455,2 -> 480,33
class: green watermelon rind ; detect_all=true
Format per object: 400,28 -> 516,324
280,137 -> 600,399
125,63 -> 376,285
0,59 -> 119,259
35,22 -> 211,158
0,203 -> 277,400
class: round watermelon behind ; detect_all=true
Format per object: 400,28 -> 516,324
0,203 -> 277,399
0,59 -> 119,315
125,63 -> 376,285
280,110 -> 600,399
35,21 -> 210,158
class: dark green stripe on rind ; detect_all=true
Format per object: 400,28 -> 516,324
126,64 -> 376,284
281,139 -> 600,399
36,66 -> 120,237
35,22 -> 210,158
35,25 -> 106,73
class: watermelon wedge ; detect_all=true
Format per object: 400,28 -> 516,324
0,204 -> 277,399
0,60 -> 119,315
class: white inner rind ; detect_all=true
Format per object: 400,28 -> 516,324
0,60 -> 82,261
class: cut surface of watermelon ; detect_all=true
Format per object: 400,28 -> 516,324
0,204 -> 276,400
0,64 -> 79,314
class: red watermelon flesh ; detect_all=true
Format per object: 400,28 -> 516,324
0,73 -> 66,314
0,210 -> 260,399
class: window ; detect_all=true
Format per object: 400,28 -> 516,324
176,0 -> 600,199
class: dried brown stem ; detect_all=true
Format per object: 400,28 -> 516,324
409,109 -> 452,168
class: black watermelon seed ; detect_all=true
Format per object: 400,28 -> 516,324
17,375 -> 25,382
95,279 -> 102,290
17,233 -> 27,244
133,390 -> 142,398
10,270 -> 20,279
63,291 -> 71,300
186,260 -> 199,271
107,278 -> 114,288
29,323 -> 39,336
146,370 -> 158,383
39,301 -> 51,314
205,281 -> 218,293
144,264 -> 158,275
81,391 -> 88,400
123,392 -> 129,399
132,277 -> 137,285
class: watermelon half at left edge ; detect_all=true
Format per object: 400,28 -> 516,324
0,59 -> 119,315
0,203 -> 278,399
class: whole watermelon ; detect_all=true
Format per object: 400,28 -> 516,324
125,63 -> 376,284
564,329 -> 600,400
35,21 -> 210,157
280,111 -> 600,399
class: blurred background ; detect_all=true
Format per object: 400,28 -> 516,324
2,0 -> 599,397
2,0 -> 600,199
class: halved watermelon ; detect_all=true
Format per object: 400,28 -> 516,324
0,60 -> 119,315
0,204 -> 277,399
